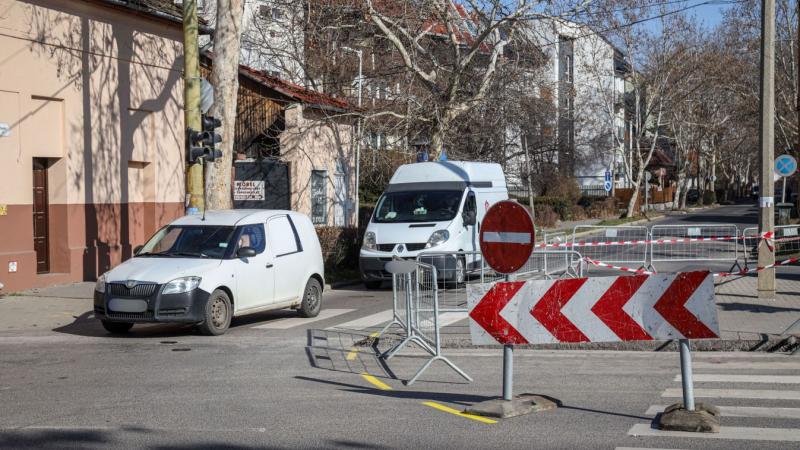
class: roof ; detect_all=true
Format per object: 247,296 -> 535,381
237,65 -> 353,112
390,161 -> 507,187
171,209 -> 295,226
98,0 -> 211,30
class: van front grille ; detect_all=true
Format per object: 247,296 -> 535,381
377,243 -> 427,252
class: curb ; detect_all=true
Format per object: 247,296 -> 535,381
365,334 -> 799,353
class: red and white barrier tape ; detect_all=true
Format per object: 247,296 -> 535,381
582,254 -> 799,278
538,231 -> 775,249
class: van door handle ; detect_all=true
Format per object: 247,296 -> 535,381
265,263 -> 274,269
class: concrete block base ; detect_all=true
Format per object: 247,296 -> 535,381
464,394 -> 559,419
656,402 -> 720,433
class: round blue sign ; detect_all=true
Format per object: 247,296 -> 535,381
603,180 -> 613,192
775,155 -> 797,177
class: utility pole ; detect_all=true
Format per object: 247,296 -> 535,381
183,0 -> 204,213
758,0 -> 776,298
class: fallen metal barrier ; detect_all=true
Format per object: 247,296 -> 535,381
380,259 -> 472,385
650,224 -> 740,272
573,225 -> 648,273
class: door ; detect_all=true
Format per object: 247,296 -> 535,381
32,158 -> 50,273
232,223 -> 275,311
267,215 -> 304,302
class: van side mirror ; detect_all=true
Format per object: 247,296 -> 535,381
462,210 -> 476,226
133,245 -> 143,255
237,247 -> 257,258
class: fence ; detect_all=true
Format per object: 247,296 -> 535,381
742,225 -> 800,268
650,224 -> 740,272
378,260 -> 472,386
573,225 -> 649,273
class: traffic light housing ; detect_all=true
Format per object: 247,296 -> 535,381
187,114 -> 223,163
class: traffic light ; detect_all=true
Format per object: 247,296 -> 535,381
186,114 -> 223,163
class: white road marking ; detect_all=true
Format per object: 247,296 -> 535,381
628,423 -> 800,442
252,309 -> 355,329
328,310 -> 394,330
674,374 -> 800,384
662,388 -> 800,400
482,231 -> 532,244
693,361 -> 800,370
616,447 -> 688,450
646,405 -> 800,419
437,311 -> 467,327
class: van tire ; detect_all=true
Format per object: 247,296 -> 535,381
197,289 -> 231,336
299,278 -> 322,318
101,321 -> 133,334
363,280 -> 382,289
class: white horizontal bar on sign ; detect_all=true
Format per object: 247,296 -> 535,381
662,388 -> 800,400
628,423 -> 800,442
252,309 -> 355,329
482,232 -> 532,244
646,405 -> 800,419
327,309 -> 394,331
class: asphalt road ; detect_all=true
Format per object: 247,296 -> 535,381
1,204 -> 798,449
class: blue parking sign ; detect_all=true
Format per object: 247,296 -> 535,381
604,180 -> 613,192
774,155 -> 797,178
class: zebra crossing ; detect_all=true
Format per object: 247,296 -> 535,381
627,354 -> 800,444
248,307 -> 469,332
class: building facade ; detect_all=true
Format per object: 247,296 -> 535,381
0,0 -> 186,292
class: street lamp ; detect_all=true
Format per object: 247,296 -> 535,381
341,46 -> 362,227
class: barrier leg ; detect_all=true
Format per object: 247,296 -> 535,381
656,339 -> 720,432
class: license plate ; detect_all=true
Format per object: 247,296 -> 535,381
108,298 -> 147,313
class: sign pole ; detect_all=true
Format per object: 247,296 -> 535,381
502,273 -> 515,401
679,339 -> 695,411
783,176 -> 787,203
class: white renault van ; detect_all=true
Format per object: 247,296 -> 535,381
359,161 -> 508,288
94,210 -> 324,336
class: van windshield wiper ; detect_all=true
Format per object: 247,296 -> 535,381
171,251 -> 209,258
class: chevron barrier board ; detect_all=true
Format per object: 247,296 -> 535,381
468,271 -> 718,345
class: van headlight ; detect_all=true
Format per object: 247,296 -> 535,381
426,230 -> 450,248
362,231 -> 377,251
95,273 -> 106,293
162,276 -> 202,295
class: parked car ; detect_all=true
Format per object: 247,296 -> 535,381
94,210 -> 324,336
359,161 -> 509,288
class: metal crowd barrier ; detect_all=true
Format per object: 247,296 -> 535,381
380,260 -> 472,386
649,224 -> 740,272
573,225 -> 648,273
742,225 -> 800,268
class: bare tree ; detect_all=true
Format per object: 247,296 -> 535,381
206,0 -> 245,210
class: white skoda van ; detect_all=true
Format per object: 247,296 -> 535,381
359,161 -> 508,288
94,210 -> 324,336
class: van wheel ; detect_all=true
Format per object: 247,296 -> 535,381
197,289 -> 231,336
101,321 -> 133,334
299,278 -> 322,318
364,280 -> 382,289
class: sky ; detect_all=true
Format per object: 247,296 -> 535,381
689,1 -> 733,29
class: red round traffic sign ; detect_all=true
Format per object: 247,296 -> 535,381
479,201 -> 535,274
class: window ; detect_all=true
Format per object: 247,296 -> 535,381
268,216 -> 300,256
139,225 -> 236,259
236,224 -> 266,254
311,170 -> 328,225
374,190 -> 463,223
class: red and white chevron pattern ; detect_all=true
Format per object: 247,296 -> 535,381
468,272 -> 718,345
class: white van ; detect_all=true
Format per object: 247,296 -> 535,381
94,210 -> 324,336
359,161 -> 508,288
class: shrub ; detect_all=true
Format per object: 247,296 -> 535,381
533,196 -> 570,220
542,175 -> 581,202
587,197 -> 618,219
534,204 -> 559,228
702,190 -> 716,205
316,227 -> 362,273
568,204 -> 588,221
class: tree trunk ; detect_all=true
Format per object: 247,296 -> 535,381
206,0 -> 244,210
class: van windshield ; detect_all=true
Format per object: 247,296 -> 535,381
137,225 -> 236,259
373,190 -> 463,223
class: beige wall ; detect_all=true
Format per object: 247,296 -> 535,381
280,105 -> 356,227
0,0 -> 185,291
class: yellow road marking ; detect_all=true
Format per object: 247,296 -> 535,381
361,373 -> 393,391
346,332 -> 379,361
422,401 -> 497,424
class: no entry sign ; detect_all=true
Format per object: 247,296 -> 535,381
479,201 -> 535,274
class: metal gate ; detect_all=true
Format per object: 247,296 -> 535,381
232,160 -> 290,210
